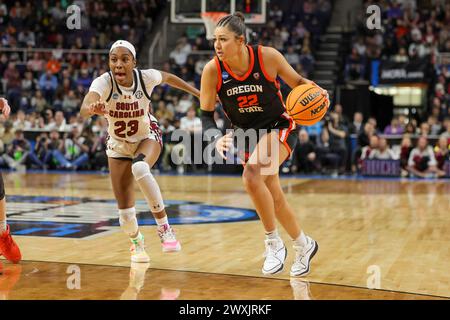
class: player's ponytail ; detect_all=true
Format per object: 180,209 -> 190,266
216,11 -> 246,40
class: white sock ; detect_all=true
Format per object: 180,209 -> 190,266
265,229 -> 280,240
0,220 -> 6,232
293,231 -> 308,246
131,231 -> 144,244
155,216 -> 169,227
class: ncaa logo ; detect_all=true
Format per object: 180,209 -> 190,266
222,72 -> 229,80
112,93 -> 119,100
135,90 -> 143,99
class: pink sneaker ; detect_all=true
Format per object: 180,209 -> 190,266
157,224 -> 181,252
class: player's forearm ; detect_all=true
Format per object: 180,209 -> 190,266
164,73 -> 200,99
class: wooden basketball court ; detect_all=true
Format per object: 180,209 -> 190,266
1,172 -> 449,300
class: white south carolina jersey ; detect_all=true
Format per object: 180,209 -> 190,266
89,68 -> 162,143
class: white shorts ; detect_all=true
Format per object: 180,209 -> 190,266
106,123 -> 163,159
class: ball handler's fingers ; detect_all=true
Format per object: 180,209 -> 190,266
0,98 -> 11,118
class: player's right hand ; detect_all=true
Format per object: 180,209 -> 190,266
216,131 -> 233,160
88,100 -> 107,116
0,97 -> 11,118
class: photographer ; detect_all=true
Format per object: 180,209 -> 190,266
2,130 -> 45,170
52,125 -> 90,170
325,112 -> 348,173
30,132 -> 52,169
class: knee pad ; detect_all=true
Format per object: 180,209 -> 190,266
131,155 -> 150,181
0,173 -> 4,200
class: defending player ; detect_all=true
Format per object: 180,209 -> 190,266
80,40 -> 200,262
0,97 -> 22,264
200,13 -> 326,276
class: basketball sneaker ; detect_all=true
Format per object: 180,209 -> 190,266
290,236 -> 318,277
157,224 -> 181,252
0,225 -> 22,264
262,238 -> 287,275
130,235 -> 150,263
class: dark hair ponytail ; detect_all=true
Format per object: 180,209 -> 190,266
216,11 -> 246,40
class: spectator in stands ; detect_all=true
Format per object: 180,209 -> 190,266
407,136 -> 445,178
43,108 -> 55,130
4,62 -> 21,110
285,46 -> 300,65
327,112 -> 348,173
418,122 -> 430,137
316,128 -> 340,176
49,111 -> 70,132
404,121 -> 416,135
360,134 -> 379,162
62,90 -> 80,117
13,110 -> 31,130
370,137 -> 397,160
434,135 -> 449,172
427,115 -> 442,136
38,70 -> 58,103
345,48 -> 365,81
383,116 -> 404,135
303,121 -> 322,144
291,129 -> 317,174
333,103 -> 350,127
180,106 -> 201,133
400,134 -> 413,176
349,112 -> 364,134
299,46 -> 315,78
155,101 -> 174,122
175,94 -> 194,118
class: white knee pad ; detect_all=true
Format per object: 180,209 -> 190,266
132,161 -> 150,181
131,161 -> 165,213
119,207 -> 138,236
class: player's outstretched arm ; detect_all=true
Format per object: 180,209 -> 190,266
200,60 -> 231,159
80,91 -> 107,119
263,46 -> 328,99
160,71 -> 200,100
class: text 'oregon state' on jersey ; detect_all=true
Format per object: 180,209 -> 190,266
215,45 -> 287,130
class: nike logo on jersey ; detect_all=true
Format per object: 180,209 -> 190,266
223,79 -> 233,84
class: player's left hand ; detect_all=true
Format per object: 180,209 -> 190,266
0,97 -> 11,118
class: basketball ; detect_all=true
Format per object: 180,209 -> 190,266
285,84 -> 329,126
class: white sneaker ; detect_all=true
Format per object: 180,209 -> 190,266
130,236 -> 150,263
157,224 -> 181,252
262,238 -> 287,275
290,236 -> 318,277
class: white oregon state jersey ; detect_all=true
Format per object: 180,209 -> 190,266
89,68 -> 162,143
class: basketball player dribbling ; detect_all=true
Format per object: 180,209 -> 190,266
80,40 -> 200,262
0,97 -> 22,264
200,13 -> 327,276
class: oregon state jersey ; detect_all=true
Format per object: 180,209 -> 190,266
215,45 -> 287,130
89,68 -> 161,143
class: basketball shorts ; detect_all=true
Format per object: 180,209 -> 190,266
235,112 -> 297,164
106,121 -> 163,159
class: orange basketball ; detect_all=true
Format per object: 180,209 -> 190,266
285,84 -> 329,126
